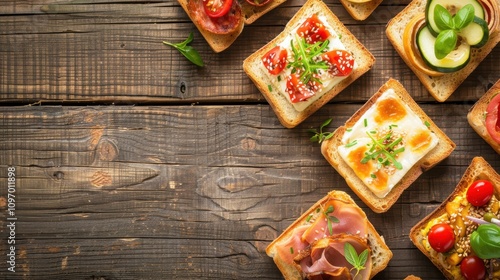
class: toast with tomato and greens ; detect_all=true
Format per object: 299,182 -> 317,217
468,79 -> 500,154
321,79 -> 455,213
266,190 -> 393,280
243,0 -> 375,128
339,0 -> 383,21
177,0 -> 287,52
386,0 -> 500,102
410,156 -> 500,279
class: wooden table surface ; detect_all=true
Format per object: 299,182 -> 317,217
1,0 -> 500,279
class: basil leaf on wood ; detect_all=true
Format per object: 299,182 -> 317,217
163,32 -> 204,67
454,4 -> 475,30
435,29 -> 457,59
434,4 -> 454,30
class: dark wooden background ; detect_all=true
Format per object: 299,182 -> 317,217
0,0 -> 499,279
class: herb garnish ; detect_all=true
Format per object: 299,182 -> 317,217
344,242 -> 369,279
361,128 -> 405,170
309,118 -> 334,143
163,32 -> 204,67
433,4 -> 476,59
324,205 -> 339,235
288,36 -> 330,85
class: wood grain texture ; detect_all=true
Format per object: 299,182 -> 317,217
1,105 -> 499,279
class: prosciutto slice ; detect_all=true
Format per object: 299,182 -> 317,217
275,224 -> 310,265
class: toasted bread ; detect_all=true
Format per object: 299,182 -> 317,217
467,79 -> 500,154
385,0 -> 500,102
321,78 -> 456,213
177,0 -> 287,52
409,156 -> 500,279
339,0 -> 383,21
243,0 -> 375,128
266,190 -> 393,279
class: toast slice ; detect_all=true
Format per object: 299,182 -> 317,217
243,0 -> 375,128
409,156 -> 500,279
177,0 -> 287,52
467,79 -> 500,154
266,190 -> 392,279
339,0 -> 383,21
385,0 -> 500,102
321,78 -> 456,213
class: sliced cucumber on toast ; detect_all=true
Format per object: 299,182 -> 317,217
425,0 -> 485,35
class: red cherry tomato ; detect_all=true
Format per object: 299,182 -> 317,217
427,223 -> 455,253
245,0 -> 272,6
261,46 -> 288,75
321,50 -> 355,76
203,0 -> 233,18
460,255 -> 486,280
486,93 -> 500,144
285,73 -> 316,103
466,180 -> 494,207
296,14 -> 331,44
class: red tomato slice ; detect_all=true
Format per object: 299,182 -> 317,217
321,50 -> 355,76
485,93 -> 500,144
296,14 -> 331,44
261,46 -> 288,75
286,73 -> 317,103
203,0 -> 233,18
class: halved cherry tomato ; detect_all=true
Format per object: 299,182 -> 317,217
286,73 -> 316,103
203,0 -> 233,18
296,14 -> 331,44
485,93 -> 500,144
321,50 -> 355,76
466,180 -> 494,207
261,46 -> 288,75
245,0 -> 272,6
427,223 -> 455,253
460,255 -> 486,280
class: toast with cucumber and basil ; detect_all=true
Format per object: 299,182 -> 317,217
386,0 -> 500,102
338,0 -> 383,21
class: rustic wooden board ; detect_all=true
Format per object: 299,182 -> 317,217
1,104 -> 499,279
0,0 -> 498,103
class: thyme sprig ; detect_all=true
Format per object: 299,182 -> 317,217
324,205 -> 340,235
288,35 -> 330,85
360,129 -> 405,170
309,118 -> 334,143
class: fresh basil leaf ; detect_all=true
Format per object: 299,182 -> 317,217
434,29 -> 457,59
358,249 -> 369,269
320,118 -> 333,129
454,4 -> 475,30
163,33 -> 204,67
470,224 -> 500,259
434,4 -> 454,31
344,242 -> 358,267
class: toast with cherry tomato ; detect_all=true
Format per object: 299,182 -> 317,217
243,0 -> 375,128
177,0 -> 287,52
467,79 -> 500,155
385,0 -> 500,102
410,156 -> 500,279
338,0 -> 383,21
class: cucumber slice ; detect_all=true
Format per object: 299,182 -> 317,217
417,25 -> 470,73
425,0 -> 485,36
459,16 -> 489,48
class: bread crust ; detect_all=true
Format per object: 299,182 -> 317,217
385,0 -> 500,102
266,190 -> 393,279
339,0 -> 383,21
409,156 -> 500,280
321,78 -> 456,213
177,0 -> 287,52
243,0 -> 375,128
467,79 -> 500,154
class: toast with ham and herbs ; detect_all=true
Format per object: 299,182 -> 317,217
409,156 -> 500,279
177,0 -> 287,52
467,79 -> 500,154
243,0 -> 375,128
339,0 -> 383,21
385,0 -> 500,102
321,79 -> 455,213
266,190 -> 392,280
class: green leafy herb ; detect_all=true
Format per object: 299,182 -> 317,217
370,173 -> 376,179
424,121 -> 431,128
344,242 -> 369,279
288,36 -> 330,85
268,84 -> 273,92
470,224 -> 500,259
324,205 -> 339,235
433,4 -> 475,59
309,118 -> 334,143
290,247 -> 294,254
361,129 -> 404,170
163,32 -> 204,67
346,140 -> 358,148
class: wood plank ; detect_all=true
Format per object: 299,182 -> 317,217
1,0 -> 498,103
1,104 -> 498,278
